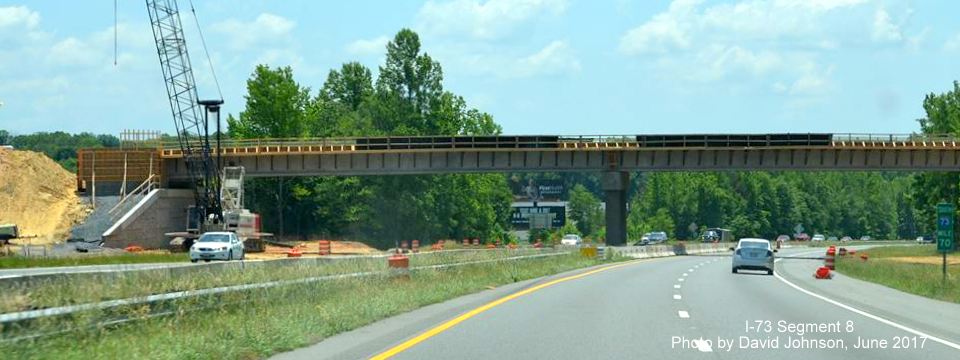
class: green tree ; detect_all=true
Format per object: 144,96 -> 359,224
228,65 -> 312,238
568,184 -> 603,237
913,81 -> 960,231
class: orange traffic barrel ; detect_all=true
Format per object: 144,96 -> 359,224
318,240 -> 331,256
462,238 -> 469,246
287,247 -> 303,257
412,240 -> 420,253
472,238 -> 480,246
824,246 -> 836,270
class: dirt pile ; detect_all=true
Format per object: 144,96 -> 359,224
0,149 -> 90,244
246,240 -> 381,259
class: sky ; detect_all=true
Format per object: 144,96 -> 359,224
1,0 -> 959,136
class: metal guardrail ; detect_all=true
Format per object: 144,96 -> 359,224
0,250 -> 570,341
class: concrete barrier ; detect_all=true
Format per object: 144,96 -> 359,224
610,242 -> 733,259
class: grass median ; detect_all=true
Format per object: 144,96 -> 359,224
0,251 -> 616,359
0,249 -> 556,313
835,245 -> 959,304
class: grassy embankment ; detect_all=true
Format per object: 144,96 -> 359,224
0,250 -> 618,359
835,245 -> 959,304
0,252 -> 189,269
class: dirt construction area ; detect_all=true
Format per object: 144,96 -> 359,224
0,149 -> 89,244
245,240 -> 382,260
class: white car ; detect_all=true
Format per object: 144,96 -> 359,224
731,238 -> 776,275
190,232 -> 244,262
560,234 -> 582,246
811,234 -> 825,242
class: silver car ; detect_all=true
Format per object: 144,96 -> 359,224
190,232 -> 245,262
731,238 -> 776,275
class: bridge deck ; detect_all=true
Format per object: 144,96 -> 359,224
153,133 -> 960,159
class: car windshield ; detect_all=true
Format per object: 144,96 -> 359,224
198,234 -> 231,243
739,241 -> 769,249
563,235 -> 578,240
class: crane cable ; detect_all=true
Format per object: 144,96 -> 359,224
113,0 -> 117,66
188,0 -> 224,102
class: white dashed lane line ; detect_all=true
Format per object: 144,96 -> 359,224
678,278 -> 684,282
678,311 -> 690,318
673,294 -> 682,300
682,273 -> 688,276
674,284 -> 681,289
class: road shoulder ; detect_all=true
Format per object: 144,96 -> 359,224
776,248 -> 960,346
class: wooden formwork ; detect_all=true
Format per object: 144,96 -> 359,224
76,149 -> 161,192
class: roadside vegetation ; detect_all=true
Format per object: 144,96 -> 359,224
0,252 -> 187,269
0,252 -> 612,359
0,249 -> 561,313
836,245 -> 959,304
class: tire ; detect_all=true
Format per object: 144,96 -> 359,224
190,259 -> 198,263
732,267 -> 738,274
228,250 -> 234,261
204,259 -> 210,263
768,269 -> 774,275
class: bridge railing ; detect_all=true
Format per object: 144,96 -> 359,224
157,133 -> 960,152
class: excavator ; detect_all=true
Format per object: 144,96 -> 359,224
145,0 -> 268,252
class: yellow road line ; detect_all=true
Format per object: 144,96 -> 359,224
370,260 -> 643,359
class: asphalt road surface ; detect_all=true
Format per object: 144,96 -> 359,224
275,246 -> 960,360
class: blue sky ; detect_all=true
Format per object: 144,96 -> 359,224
1,0 -> 959,136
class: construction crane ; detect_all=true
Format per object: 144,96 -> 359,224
144,0 -> 270,252
145,0 -> 223,233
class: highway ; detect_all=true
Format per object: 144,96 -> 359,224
275,246 -> 960,359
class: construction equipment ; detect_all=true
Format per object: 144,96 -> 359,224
220,167 -> 271,252
0,224 -> 19,245
146,0 -> 223,233
146,1 -> 267,251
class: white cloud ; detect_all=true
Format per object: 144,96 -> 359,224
346,36 -> 390,56
437,40 -> 580,79
211,13 -> 295,50
945,33 -> 960,52
417,0 -> 566,39
619,0 -> 698,54
871,8 -> 902,42
514,40 -> 580,77
617,0 -> 893,100
0,5 -> 39,29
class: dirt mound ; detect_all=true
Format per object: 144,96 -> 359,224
245,240 -> 381,260
0,149 -> 90,244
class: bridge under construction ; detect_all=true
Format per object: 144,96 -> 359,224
76,132 -> 960,246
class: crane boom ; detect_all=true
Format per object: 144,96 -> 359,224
145,0 -> 222,228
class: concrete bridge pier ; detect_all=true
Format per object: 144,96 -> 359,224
602,171 -> 629,246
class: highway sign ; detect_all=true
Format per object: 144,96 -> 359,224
936,203 -> 955,253
688,222 -> 698,234
793,224 -> 804,235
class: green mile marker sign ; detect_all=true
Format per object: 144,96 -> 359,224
936,203 -> 956,253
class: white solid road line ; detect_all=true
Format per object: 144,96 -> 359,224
774,251 -> 960,352
674,284 -> 681,289
673,294 -> 682,300
678,311 -> 690,318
